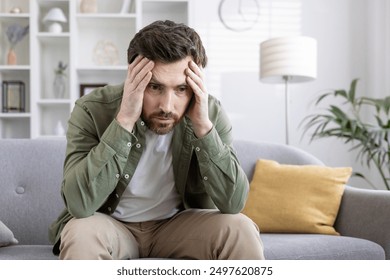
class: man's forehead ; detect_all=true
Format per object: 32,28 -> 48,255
150,58 -> 191,85
150,75 -> 188,86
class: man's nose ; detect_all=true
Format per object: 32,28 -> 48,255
158,91 -> 174,113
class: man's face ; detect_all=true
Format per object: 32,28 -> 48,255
142,56 -> 193,135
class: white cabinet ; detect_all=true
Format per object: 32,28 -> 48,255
0,0 -> 190,139
0,0 -> 30,138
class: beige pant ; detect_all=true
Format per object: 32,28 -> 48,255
59,209 -> 265,260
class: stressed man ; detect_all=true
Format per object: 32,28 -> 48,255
49,20 -> 264,260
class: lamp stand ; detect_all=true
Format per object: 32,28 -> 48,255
47,22 -> 63,33
283,75 -> 290,145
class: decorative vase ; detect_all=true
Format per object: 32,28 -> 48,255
7,48 -> 17,65
80,0 -> 97,13
53,74 -> 66,98
54,121 -> 66,136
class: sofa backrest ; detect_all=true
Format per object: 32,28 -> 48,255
233,139 -> 323,181
0,138 -> 323,245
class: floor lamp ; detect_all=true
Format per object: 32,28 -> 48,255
260,36 -> 317,145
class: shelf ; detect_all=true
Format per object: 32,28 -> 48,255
0,13 -> 29,19
77,65 -> 127,71
37,99 -> 71,105
0,65 -> 30,71
37,32 -> 70,38
0,113 -> 31,118
76,13 -> 136,19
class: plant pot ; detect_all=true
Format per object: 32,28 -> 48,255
7,48 -> 17,65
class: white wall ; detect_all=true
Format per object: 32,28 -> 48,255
190,0 -> 388,189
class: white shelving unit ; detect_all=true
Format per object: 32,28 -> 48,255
0,0 -> 190,139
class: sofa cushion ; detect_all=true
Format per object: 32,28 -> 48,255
262,234 -> 385,260
0,237 -> 384,260
0,221 -> 18,247
242,159 -> 352,235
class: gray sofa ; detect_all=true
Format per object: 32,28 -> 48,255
0,138 -> 389,260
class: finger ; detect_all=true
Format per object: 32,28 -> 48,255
137,71 -> 153,92
128,60 -> 154,89
186,67 -> 206,93
130,55 -> 144,67
129,56 -> 153,81
188,61 -> 204,80
127,55 -> 144,77
186,75 -> 203,97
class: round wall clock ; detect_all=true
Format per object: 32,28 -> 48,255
218,0 -> 260,32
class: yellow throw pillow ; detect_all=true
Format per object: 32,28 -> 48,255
242,159 -> 352,235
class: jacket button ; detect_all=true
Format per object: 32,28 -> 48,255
107,207 -> 112,212
136,143 -> 141,148
124,174 -> 130,179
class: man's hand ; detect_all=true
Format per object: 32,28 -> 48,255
186,61 -> 213,138
116,56 -> 154,132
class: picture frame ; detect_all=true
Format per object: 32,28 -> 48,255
79,83 -> 106,97
2,81 -> 25,113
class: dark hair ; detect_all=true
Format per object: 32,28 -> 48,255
127,20 -> 207,67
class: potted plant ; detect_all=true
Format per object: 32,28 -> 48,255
301,79 -> 390,190
5,24 -> 29,65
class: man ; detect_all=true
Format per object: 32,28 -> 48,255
49,20 -> 264,260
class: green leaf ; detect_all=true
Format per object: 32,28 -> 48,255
334,89 -> 348,100
348,78 -> 359,104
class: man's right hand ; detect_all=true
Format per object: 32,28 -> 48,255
116,55 -> 154,132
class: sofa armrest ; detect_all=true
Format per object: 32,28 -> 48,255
335,185 -> 390,259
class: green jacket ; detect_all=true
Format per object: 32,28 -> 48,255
49,84 -> 249,254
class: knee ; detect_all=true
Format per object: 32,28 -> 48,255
59,213 -> 116,259
61,213 -> 111,242
210,213 -> 264,259
214,213 -> 259,234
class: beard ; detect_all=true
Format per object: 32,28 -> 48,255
142,110 -> 181,135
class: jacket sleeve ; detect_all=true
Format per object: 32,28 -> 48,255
191,98 -> 249,214
61,102 -> 135,218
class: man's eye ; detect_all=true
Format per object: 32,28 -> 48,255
148,84 -> 162,91
177,86 -> 189,94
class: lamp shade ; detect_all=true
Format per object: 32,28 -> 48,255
260,36 -> 317,83
42,8 -> 67,23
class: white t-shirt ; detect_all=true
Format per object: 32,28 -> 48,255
112,130 -> 181,222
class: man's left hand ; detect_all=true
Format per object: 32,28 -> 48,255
186,61 -> 213,138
